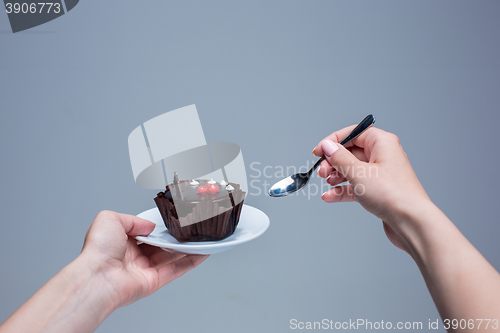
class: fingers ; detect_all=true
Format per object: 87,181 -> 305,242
350,146 -> 369,162
317,146 -> 368,178
317,159 -> 334,177
320,140 -> 364,183
138,243 -> 166,257
138,243 -> 188,266
321,185 -> 357,203
150,251 -> 186,269
313,124 -> 357,157
140,245 -> 209,287
138,244 -> 187,268
95,210 -> 156,237
327,173 -> 347,187
312,126 -> 388,160
317,145 -> 366,186
157,254 -> 209,287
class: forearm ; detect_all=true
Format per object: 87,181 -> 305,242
0,255 -> 117,333
400,201 -> 500,331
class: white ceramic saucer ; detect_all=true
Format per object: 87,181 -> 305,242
135,204 -> 270,254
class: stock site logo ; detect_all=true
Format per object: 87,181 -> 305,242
128,105 -> 248,227
3,0 -> 79,33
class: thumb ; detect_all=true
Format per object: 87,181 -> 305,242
321,140 -> 364,183
92,211 -> 156,237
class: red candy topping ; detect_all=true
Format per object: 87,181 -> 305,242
197,185 -> 208,194
208,184 -> 219,194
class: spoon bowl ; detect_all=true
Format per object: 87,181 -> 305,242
268,114 -> 375,197
268,172 -> 312,197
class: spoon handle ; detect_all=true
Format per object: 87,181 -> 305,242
310,114 -> 375,173
339,114 -> 375,145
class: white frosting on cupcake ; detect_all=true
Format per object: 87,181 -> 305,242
190,179 -> 199,186
225,184 -> 235,191
220,180 -> 228,186
207,179 -> 216,184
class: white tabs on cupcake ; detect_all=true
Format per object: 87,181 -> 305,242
207,179 -> 216,184
220,180 -> 228,186
225,184 -> 235,191
190,179 -> 199,186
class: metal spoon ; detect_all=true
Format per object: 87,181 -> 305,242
268,114 -> 375,197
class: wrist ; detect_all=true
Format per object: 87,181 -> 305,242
68,254 -> 120,318
0,253 -> 120,333
388,198 -> 447,263
391,198 -> 469,271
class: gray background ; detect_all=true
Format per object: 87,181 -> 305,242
1,1 -> 499,332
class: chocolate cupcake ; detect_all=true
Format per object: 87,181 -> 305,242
154,173 -> 246,242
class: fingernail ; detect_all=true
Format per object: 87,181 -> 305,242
312,148 -> 317,156
321,140 -> 339,157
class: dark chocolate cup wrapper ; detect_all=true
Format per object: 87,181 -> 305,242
154,181 -> 245,242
